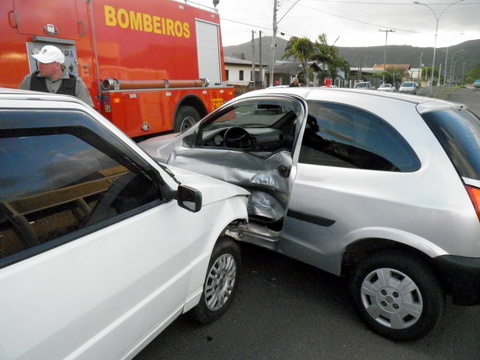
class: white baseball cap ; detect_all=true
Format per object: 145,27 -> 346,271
32,45 -> 65,64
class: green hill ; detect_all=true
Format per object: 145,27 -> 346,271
224,37 -> 480,74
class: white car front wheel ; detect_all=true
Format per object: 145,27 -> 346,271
189,237 -> 241,324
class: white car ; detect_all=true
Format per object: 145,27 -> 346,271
377,83 -> 395,92
353,81 -> 374,90
0,89 -> 249,359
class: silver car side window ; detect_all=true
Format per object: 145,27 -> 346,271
199,99 -> 299,155
299,101 -> 420,172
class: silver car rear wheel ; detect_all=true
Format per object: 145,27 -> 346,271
350,250 -> 445,342
360,268 -> 422,329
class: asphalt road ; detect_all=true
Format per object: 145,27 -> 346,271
135,88 -> 480,360
136,244 -> 480,360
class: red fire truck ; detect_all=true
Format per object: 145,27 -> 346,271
1,0 -> 234,138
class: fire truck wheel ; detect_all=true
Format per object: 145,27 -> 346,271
174,105 -> 201,133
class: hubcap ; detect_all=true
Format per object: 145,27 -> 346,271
204,253 -> 236,311
360,268 -> 423,329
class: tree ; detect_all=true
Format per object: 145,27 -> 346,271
312,34 -> 349,83
281,34 -> 349,86
282,37 -> 314,84
465,65 -> 480,84
420,67 -> 439,82
381,67 -> 406,85
232,52 -> 246,60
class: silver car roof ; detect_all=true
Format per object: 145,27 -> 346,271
233,87 -> 467,115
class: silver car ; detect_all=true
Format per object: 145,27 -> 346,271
399,81 -> 418,94
140,87 -> 480,342
377,83 -> 395,92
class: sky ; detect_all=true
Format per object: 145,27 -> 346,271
187,0 -> 480,49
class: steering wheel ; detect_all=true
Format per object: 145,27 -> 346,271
223,127 -> 255,149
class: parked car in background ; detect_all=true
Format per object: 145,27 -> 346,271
399,81 -> 418,94
354,81 -> 374,90
377,83 -> 395,92
141,86 -> 480,342
473,80 -> 480,91
0,89 -> 249,359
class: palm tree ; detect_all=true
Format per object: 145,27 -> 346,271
282,37 -> 314,84
312,34 -> 349,83
282,34 -> 350,86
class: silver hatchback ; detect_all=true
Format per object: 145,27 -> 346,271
399,81 -> 418,94
140,87 -> 480,342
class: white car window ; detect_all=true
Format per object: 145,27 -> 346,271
0,129 -> 160,264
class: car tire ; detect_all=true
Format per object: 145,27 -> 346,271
174,105 -> 201,133
189,236 -> 241,324
349,250 -> 445,342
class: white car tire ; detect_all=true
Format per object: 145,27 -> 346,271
189,236 -> 241,324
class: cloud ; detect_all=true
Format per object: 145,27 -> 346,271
189,0 -> 480,48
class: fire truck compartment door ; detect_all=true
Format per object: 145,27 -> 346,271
196,20 -> 221,84
13,0 -> 80,39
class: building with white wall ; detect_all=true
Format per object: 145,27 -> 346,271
224,56 -> 266,87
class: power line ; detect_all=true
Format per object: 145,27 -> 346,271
221,1 -> 424,40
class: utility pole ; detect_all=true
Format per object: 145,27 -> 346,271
259,31 -> 263,88
269,0 -> 278,87
251,30 -> 256,88
438,63 -> 442,86
268,0 -> 299,86
379,29 -> 394,84
419,52 -> 423,81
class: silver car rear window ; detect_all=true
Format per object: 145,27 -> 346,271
423,109 -> 480,180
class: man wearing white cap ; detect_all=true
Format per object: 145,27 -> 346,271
19,45 -> 94,107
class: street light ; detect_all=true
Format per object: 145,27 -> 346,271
451,57 -> 463,85
443,33 -> 463,86
379,29 -> 395,84
449,49 -> 464,85
413,0 -> 464,95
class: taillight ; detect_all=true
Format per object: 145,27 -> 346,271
465,185 -> 480,222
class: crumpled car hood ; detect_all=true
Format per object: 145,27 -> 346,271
168,148 -> 291,220
167,164 -> 250,206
